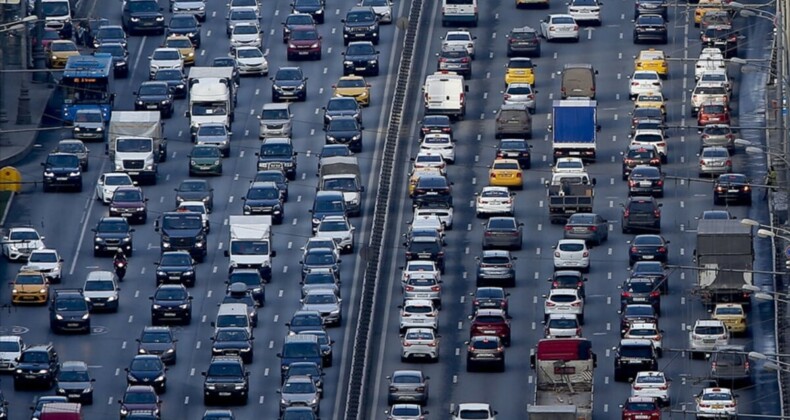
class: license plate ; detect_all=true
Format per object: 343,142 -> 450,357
146,105 -> 158,109
163,313 -> 176,317
57,177 -> 68,181
643,255 -> 654,259
569,151 -> 581,155
640,181 -> 651,187
483,330 -> 496,334
26,374 -> 37,378
712,405 -> 723,409
219,392 -> 231,396
476,353 -> 493,358
67,323 -> 79,327
728,189 -> 739,193
704,339 -> 716,343
412,319 -> 424,323
299,51 -> 309,55
106,246 -> 118,250
93,302 -> 105,306
128,172 -> 140,175
414,293 -> 431,298
633,297 -> 646,302
169,276 -> 181,280
69,394 -> 80,398
121,213 -> 132,217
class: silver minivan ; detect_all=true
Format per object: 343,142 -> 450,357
561,63 -> 598,99
258,103 -> 293,138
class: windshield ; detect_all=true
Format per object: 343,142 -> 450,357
97,220 -> 128,232
458,410 -> 492,419
56,142 -> 84,154
319,220 -> 349,232
229,272 -> 261,286
50,42 -> 76,52
261,144 -> 292,156
234,24 -> 259,34
191,101 -> 228,116
198,125 -> 227,136
314,199 -> 344,212
155,288 -> 187,300
247,187 -> 279,200
283,342 -> 319,357
56,298 -> 87,311
275,69 -> 303,81
177,181 -> 207,192
284,381 -> 316,393
230,9 -> 257,20
304,293 -> 336,304
230,240 -> 269,255
153,50 -> 181,60
75,111 -> 104,122
217,315 -> 248,328
46,155 -> 79,167
328,119 -> 358,131
695,326 -> 725,335
337,78 -> 365,88
124,391 -> 157,404
291,314 -> 321,326
85,279 -> 115,291
237,48 -> 262,59
305,252 -> 336,265
29,252 -> 57,263
327,98 -> 357,111
287,14 -> 314,25
323,178 -> 356,191
304,272 -> 336,285
59,370 -> 90,382
116,138 -> 152,152
620,345 -> 653,358
98,27 -> 125,39
139,84 -> 168,95
160,253 -> 192,266
216,329 -> 249,341
192,146 -> 221,158
21,351 -> 49,363
0,341 -> 20,352
15,273 -> 43,284
345,11 -> 374,22
292,29 -> 318,40
262,109 -> 289,120
487,219 -> 516,230
113,189 -> 142,202
161,215 -> 202,230
43,1 -> 69,16
127,0 -> 158,12
346,44 -> 374,55
166,38 -> 192,49
169,16 -> 196,29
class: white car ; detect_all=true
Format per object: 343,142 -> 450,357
26,248 -> 63,283
414,206 -> 453,230
567,0 -> 602,25
629,70 -> 663,99
553,239 -> 590,271
695,57 -> 726,81
696,387 -> 737,419
234,46 -> 269,76
402,260 -> 442,284
230,22 -> 262,50
630,129 -> 667,161
539,14 -> 579,42
543,288 -> 585,323
552,157 -> 585,173
623,322 -> 663,356
83,270 -> 121,312
0,335 -> 25,372
688,319 -> 730,357
2,227 -> 46,261
300,289 -> 343,326
410,214 -> 445,238
314,215 -> 355,253
176,201 -> 211,232
451,403 -> 498,420
148,47 -> 184,78
412,152 -> 447,175
402,272 -> 442,305
503,83 -> 536,112
399,299 -> 438,332
631,371 -> 670,405
442,29 -> 476,58
96,172 -> 135,204
419,134 -> 455,163
360,0 -> 393,23
475,186 -> 514,217
544,314 -> 581,338
401,327 -> 439,362
699,69 -> 731,91
229,0 -> 261,18
387,404 -> 426,420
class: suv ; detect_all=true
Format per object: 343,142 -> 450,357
278,335 -> 323,379
469,309 -> 512,346
466,335 -> 505,372
688,319 -> 730,358
613,338 -> 659,382
42,152 -> 82,192
122,0 -> 165,35
259,103 -> 293,138
633,14 -> 667,44
476,250 -> 516,287
134,81 -> 174,118
150,284 -> 194,325
92,217 -> 134,256
271,67 -> 308,102
323,97 -> 362,127
506,26 -> 541,57
710,344 -> 751,387
109,186 -> 148,224
622,144 -> 661,179
257,137 -> 298,180
404,236 -> 446,273
13,344 -> 60,389
342,41 -> 380,76
495,103 -> 532,139
202,356 -> 250,405
155,250 -> 197,287
49,289 -> 91,334
621,196 -> 661,233
137,326 -> 178,365
167,14 -> 201,47
342,6 -> 380,45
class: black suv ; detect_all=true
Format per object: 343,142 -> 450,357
122,0 -> 165,35
634,0 -> 667,19
404,236 -> 446,273
202,356 -> 250,405
13,344 -> 60,390
614,339 -> 658,382
93,216 -> 134,256
619,276 -> 661,313
291,0 -> 325,23
211,327 -> 254,363
342,6 -> 379,45
154,212 -> 208,262
136,326 -> 178,365
42,153 -> 82,192
50,289 -> 91,334
633,14 -> 667,44
243,181 -> 285,223
622,145 -> 661,179
271,67 -> 308,102
150,284 -> 193,325
506,26 -> 541,57
466,335 -> 505,372
323,97 -> 362,127
621,196 -> 661,233
342,41 -> 380,76
257,137 -> 298,180
155,250 -> 197,287
95,43 -> 129,78
324,116 -> 363,152
167,14 -> 201,47
135,81 -> 174,118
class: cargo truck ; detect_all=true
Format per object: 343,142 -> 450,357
545,171 -> 596,224
548,100 -> 599,162
529,338 -> 596,420
224,215 -> 276,281
693,219 -> 754,306
186,67 -> 237,139
108,111 -> 166,162
318,156 -> 364,217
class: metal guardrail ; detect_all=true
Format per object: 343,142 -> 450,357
342,1 -> 423,419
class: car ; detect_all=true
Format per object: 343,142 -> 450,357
342,41 -> 380,76
418,134 -> 455,163
333,75 -> 371,106
175,179 -> 214,210
2,227 -> 46,261
701,9 -> 731,29
202,356 -> 250,405
152,68 -> 188,99
242,181 -> 285,222
119,385 -> 161,418
629,129 -> 667,163
323,97 -> 362,128
481,217 -> 523,250
188,144 -> 223,176
713,173 -> 752,205
271,66 -> 308,101
402,272 -> 442,307
451,403 -> 498,420
627,165 -> 664,197
342,6 -> 379,45
614,338 -> 659,382
234,46 -> 269,76
621,396 -> 662,420
629,70 -> 662,100
469,309 -> 511,346
437,45 -> 473,78
544,314 -> 582,338
622,145 -> 661,180
634,92 -> 666,115
10,268 -> 48,305
46,40 -> 79,68
442,29 -> 476,58
314,215 -> 355,253
230,22 -> 262,51
0,335 -> 25,373
287,26 -> 322,60
504,57 -> 535,86
136,326 -> 177,365
222,283 -> 260,327
227,6 -> 259,36
92,216 -> 134,257
401,259 -> 442,284
167,13 -> 201,47
300,330 -> 335,367
300,247 -> 341,279
710,344 -> 751,387
94,42 -> 130,78
281,13 -> 316,42
474,186 -> 514,218
631,371 -> 670,405
155,250 -> 196,287
563,213 -> 608,245
148,47 -> 183,78
92,24 -> 128,48
549,270 -> 587,299
170,0 -> 206,20
506,26 -> 541,57
300,289 -> 342,326
401,328 -> 440,362
53,139 -> 89,171
700,209 -> 734,220
164,34 -> 195,66
623,321 -> 663,355
310,191 -> 347,231
701,26 -> 738,57
691,83 -> 730,116
26,248 -> 63,284
150,284 -> 193,325
135,81 -> 174,117
72,108 -> 107,141
543,288 -> 585,323
360,0 -> 393,22
109,186 -> 148,224
252,170 -> 289,202
621,196 -> 662,233
195,123 -> 232,157
284,362 -> 323,395
496,138 -> 532,169
286,310 -> 324,336
634,49 -> 668,78
475,250 -> 516,287
689,319 -> 730,358
211,327 -> 254,363
41,152 -> 82,192
387,370 -> 429,405
568,0 -> 602,24
488,159 -> 523,189
696,387 -> 738,419
13,344 -> 59,390
125,354 -> 167,393
552,239 -> 590,271
257,137 -> 298,179
698,101 -> 731,126
212,56 -> 241,85
399,300 -> 439,332
278,375 -> 320,415
628,234 -> 669,265
539,14 -> 579,42
503,83 -> 536,113
55,360 -> 95,404
712,303 -> 746,335
696,54 -> 727,81
419,115 -> 452,137
701,124 -> 736,150
633,14 -> 667,44
83,270 -> 121,312
630,108 -> 665,131
291,0 -> 325,23
465,335 -> 505,372
698,69 -> 731,91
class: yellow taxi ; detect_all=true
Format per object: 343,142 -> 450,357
634,92 -> 666,115
11,267 -> 49,305
408,167 -> 444,197
47,40 -> 80,69
164,35 -> 196,66
695,0 -> 727,26
488,159 -> 523,189
504,57 -> 535,86
711,303 -> 747,334
332,75 -> 371,107
634,49 -> 668,79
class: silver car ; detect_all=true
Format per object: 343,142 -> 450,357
387,370 -> 429,405
170,0 -> 206,20
481,217 -> 524,250
563,212 -> 608,245
226,6 -> 259,36
259,103 -> 293,138
53,139 -> 89,171
195,123 -> 231,157
300,289 -> 342,326
700,124 -> 735,150
698,146 -> 731,177
72,108 -> 105,141
387,404 -> 426,420
402,272 -> 442,308
278,375 -> 320,415
475,250 -> 516,287
301,268 -> 340,298
503,83 -> 536,113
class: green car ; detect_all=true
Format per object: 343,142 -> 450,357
189,145 -> 223,176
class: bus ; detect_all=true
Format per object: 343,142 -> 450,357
58,54 -> 115,123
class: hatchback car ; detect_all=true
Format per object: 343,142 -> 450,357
476,250 -> 516,287
235,46 -> 269,76
481,217 -> 523,251
466,335 -> 505,372
137,326 -> 178,365
333,75 -> 371,106
543,288 -> 585,324
469,309 -> 511,346
698,101 -> 731,126
506,26 -> 541,57
125,355 -> 167,393
109,186 -> 148,224
563,213 -> 608,245
401,328 -> 440,362
503,83 -> 536,113
55,360 -> 95,404
553,239 -> 590,271
621,396 -> 662,420
629,234 -> 669,264
621,196 -> 662,233
399,300 -> 438,332
544,314 -> 582,338
387,370 -> 429,405
549,270 -> 587,299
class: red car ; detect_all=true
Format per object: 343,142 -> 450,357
286,26 -> 322,61
697,102 -> 730,127
469,309 -> 511,346
622,396 -> 661,420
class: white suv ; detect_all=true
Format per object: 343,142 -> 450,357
543,314 -> 581,338
688,319 -> 729,358
543,288 -> 585,324
0,335 -> 25,372
631,371 -> 670,406
401,328 -> 440,362
629,70 -> 662,100
552,239 -> 590,271
399,300 -> 438,333
314,215 -> 355,253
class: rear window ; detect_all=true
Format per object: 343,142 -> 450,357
715,352 -> 745,365
558,242 -> 585,252
695,326 -> 725,335
625,401 -> 658,411
551,294 -> 578,303
628,201 -> 656,212
620,345 -> 653,358
482,256 -> 510,264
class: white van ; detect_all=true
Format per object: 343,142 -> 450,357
41,0 -> 72,31
423,71 -> 468,120
441,0 -> 478,27
213,303 -> 252,336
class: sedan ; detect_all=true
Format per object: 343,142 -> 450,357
568,0 -> 602,25
332,75 -> 371,106
227,6 -> 259,36
713,173 -> 752,205
488,159 -> 523,189
401,328 -> 439,362
152,68 -> 187,99
622,396 -> 662,420
235,46 -> 269,76
300,289 -> 342,327
471,287 -> 509,316
628,234 -> 669,264
629,70 -> 662,99
627,165 -> 664,197
419,134 -> 455,163
436,45 -> 472,79
475,186 -> 514,218
420,115 -> 452,138
553,239 -> 590,272
631,371 -> 670,405
134,81 -> 174,118
699,146 -> 732,177
125,355 -> 167,393
539,14 -> 580,42
496,138 -> 532,169
148,47 -> 183,79
700,124 -> 736,150
633,14 -> 668,44
563,213 -> 608,245
230,22 -> 262,50
482,217 -> 523,250
696,387 -> 738,419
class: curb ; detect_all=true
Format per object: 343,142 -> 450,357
0,191 -> 15,227
0,128 -> 41,168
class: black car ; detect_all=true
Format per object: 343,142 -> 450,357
300,248 -> 341,279
243,181 -> 285,223
202,356 -> 250,405
137,326 -> 178,365
271,67 -> 308,102
135,81 -> 174,118
342,6 -> 379,45
222,283 -> 260,327
55,361 -> 95,404
291,0 -> 325,23
213,56 -> 241,85
633,14 -> 667,44
41,152 -> 82,192
619,304 -> 658,336
420,115 -> 453,138
627,165 -> 664,197
150,284 -> 193,325
631,261 -> 668,293
119,385 -> 161,418
175,179 -> 215,211
634,0 -> 667,19
93,216 -> 134,256
628,234 -> 669,264
506,26 -> 541,57
404,236 -> 445,273
13,344 -> 60,390
286,310 -> 324,335
95,43 -> 129,77
311,191 -> 347,232
211,327 -> 254,363
549,270 -> 587,299
622,145 -> 661,179
471,286 -> 509,315
155,250 -> 196,287
126,355 -> 167,393
713,173 -> 752,205
152,68 -> 187,99
411,175 -> 453,208
257,137 -> 298,179
614,339 -> 659,382
49,289 -> 91,334
253,170 -> 289,201
620,277 -> 661,313
701,26 -> 738,57
621,196 -> 662,233
496,138 -> 532,169
323,97 -> 362,127
342,41 -> 379,76
324,116 -> 363,152
167,14 -> 201,47
122,0 -> 165,35
92,25 -> 128,49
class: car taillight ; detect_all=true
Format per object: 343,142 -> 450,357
571,301 -> 581,307
461,57 -> 470,63
549,25 -> 556,31
554,251 -> 561,257
468,346 -> 475,352
403,341 -> 412,346
503,94 -> 511,100
701,134 -> 709,139
656,180 -> 663,186
459,93 -> 464,102
631,82 -> 639,86
438,251 -> 444,257
428,342 -> 437,347
744,361 -> 750,370
649,158 -> 660,164
658,384 -> 668,390
546,301 -> 556,307
405,286 -> 415,291
574,25 -> 579,30
389,386 -> 398,392
576,327 -> 582,335
654,209 -> 661,217
516,172 -> 522,178
700,160 -> 706,165
633,385 -> 643,390
583,251 -> 589,257
629,180 -> 638,187
631,246 -> 638,253
490,173 -> 497,178
624,209 -> 630,217
624,158 -> 634,165
726,160 -> 732,166
622,291 -> 632,298
431,286 -> 440,291
711,361 -> 717,370
658,247 -> 666,253
650,291 -> 660,297
405,252 -> 413,258
528,94 -> 535,100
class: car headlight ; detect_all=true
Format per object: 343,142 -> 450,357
177,84 -> 184,89
57,388 -> 66,393
82,313 -> 90,320
309,397 -> 318,405
352,134 -> 361,141
73,126 -> 81,131
161,100 -> 170,105
202,196 -> 210,202
145,164 -> 154,170
369,59 -> 377,64
165,348 -> 175,353
179,303 -> 189,309
115,163 -> 123,171
310,43 -> 319,48
135,207 -> 146,212
11,289 -> 17,294
83,387 -> 92,393
156,16 -> 164,21
157,271 -> 166,276
152,304 -> 162,309
154,375 -> 165,382
184,271 -> 194,276
187,32 -> 195,37
44,171 -> 54,177
343,60 -> 353,66
326,135 -> 336,142
107,295 -> 117,301
130,17 -> 140,22
55,314 -> 64,320
110,207 -> 121,213
198,5 -> 205,10
297,83 -> 305,90
122,237 -> 131,242
206,384 -> 216,390
280,398 -> 287,405
69,171 -> 81,177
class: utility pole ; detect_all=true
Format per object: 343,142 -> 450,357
0,0 -> 9,146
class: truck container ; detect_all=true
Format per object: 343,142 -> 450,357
318,156 -> 364,217
108,111 -> 165,162
694,219 -> 753,306
224,215 -> 275,281
549,100 -> 599,162
529,338 -> 595,420
187,67 -> 237,139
